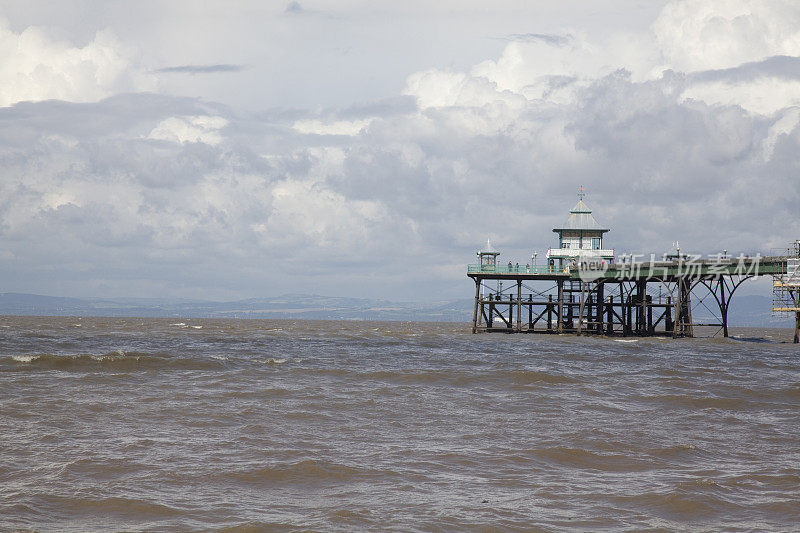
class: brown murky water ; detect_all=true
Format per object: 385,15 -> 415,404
1,317 -> 799,531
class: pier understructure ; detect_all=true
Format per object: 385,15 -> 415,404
468,255 -> 797,341
773,241 -> 800,343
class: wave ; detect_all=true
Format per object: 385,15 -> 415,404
217,521 -> 303,532
2,351 -> 226,371
527,446 -> 654,472
226,459 -> 386,485
610,490 -> 729,520
642,393 -> 748,410
647,443 -> 704,461
70,496 -> 183,518
298,368 -> 579,387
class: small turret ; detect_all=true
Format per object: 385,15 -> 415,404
477,238 -> 500,271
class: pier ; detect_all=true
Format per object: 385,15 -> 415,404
467,193 -> 800,342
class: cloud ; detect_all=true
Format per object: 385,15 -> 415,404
497,33 -> 573,47
285,2 -> 304,14
2,1 -> 800,301
155,64 -> 247,74
0,19 -> 154,107
681,55 -> 800,114
292,118 -> 372,136
690,55 -> 800,84
0,94 -> 411,298
148,115 -> 230,145
652,0 -> 800,73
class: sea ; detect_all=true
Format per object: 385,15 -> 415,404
1,316 -> 799,532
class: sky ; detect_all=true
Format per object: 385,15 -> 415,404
0,0 -> 799,301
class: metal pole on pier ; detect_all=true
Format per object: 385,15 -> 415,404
471,279 -> 481,334
557,280 -> 564,333
793,288 -> 800,344
577,282 -> 586,336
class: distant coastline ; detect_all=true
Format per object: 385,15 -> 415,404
0,292 -> 794,327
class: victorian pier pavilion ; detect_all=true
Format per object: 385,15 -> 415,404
467,193 -> 800,343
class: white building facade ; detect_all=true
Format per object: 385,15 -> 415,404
546,197 -> 614,270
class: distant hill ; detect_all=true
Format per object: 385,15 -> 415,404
0,292 -> 793,326
0,292 -> 474,322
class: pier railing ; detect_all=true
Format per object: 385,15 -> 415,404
467,264 -> 566,274
468,256 -> 787,280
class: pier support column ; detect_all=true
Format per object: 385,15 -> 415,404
674,278 -> 694,338
557,280 -> 564,333
637,281 -> 647,335
795,311 -> 799,344
683,279 -> 694,338
548,295 -> 553,331
720,278 -> 729,338
567,294 -> 574,331
516,280 -> 522,332
471,278 -> 481,334
508,295 -> 513,330
577,282 -> 586,336
665,296 -> 673,334
596,283 -> 604,334
625,296 -> 632,337
673,284 -> 680,339
606,296 -> 614,335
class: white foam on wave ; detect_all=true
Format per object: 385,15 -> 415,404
614,339 -> 638,343
190,325 -> 203,329
12,355 -> 37,363
172,323 -> 187,327
263,358 -> 288,365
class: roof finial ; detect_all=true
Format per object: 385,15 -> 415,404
578,185 -> 586,201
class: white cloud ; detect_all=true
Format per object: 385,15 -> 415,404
652,0 -> 800,114
761,107 -> 800,159
148,115 -> 229,145
652,0 -> 800,73
292,118 -> 372,135
0,19 -> 155,107
682,78 -> 800,116
402,1 -> 800,115
265,179 -> 387,249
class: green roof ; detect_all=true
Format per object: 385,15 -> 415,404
552,199 -> 609,233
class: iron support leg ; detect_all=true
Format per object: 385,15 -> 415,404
557,280 -> 564,333
795,311 -> 799,344
577,282 -> 586,336
516,280 -> 522,332
471,279 -> 481,334
720,279 -> 729,338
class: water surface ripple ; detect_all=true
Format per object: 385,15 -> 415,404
1,317 -> 799,531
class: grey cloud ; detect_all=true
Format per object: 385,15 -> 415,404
337,96 -> 418,120
496,33 -> 572,46
155,64 -> 248,74
689,55 -> 800,84
285,1 -> 304,14
2,67 -> 799,301
0,94 -> 218,144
